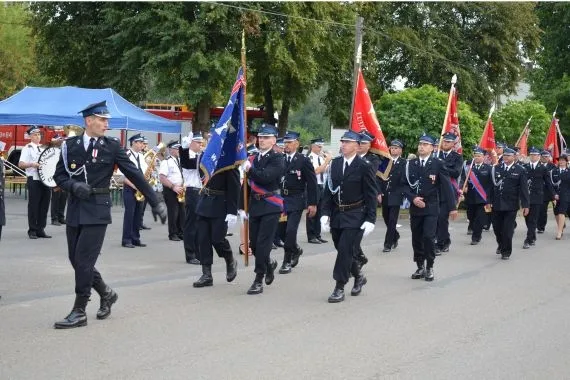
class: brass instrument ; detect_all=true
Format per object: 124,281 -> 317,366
64,125 -> 84,138
177,187 -> 185,203
135,142 -> 166,202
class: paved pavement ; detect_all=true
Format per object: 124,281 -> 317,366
1,193 -> 570,379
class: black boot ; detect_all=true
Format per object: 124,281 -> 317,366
193,265 -> 214,288
225,255 -> 238,282
351,275 -> 367,296
54,296 -> 88,329
186,252 -> 200,265
265,259 -> 278,285
411,264 -> 425,279
247,274 -> 264,295
280,250 -> 293,274
291,246 -> 304,268
328,283 -> 345,303
96,286 -> 118,320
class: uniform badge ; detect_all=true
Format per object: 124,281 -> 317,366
70,163 -> 76,169
429,174 -> 436,183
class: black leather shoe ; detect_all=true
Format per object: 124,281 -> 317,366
501,255 -> 510,260
54,309 -> 87,329
28,233 -> 38,240
441,244 -> 450,252
351,276 -> 367,296
247,281 -> 263,295
193,274 -> 213,288
308,238 -> 321,244
274,240 -> 284,248
328,288 -> 345,303
425,268 -> 434,281
59,220 -> 66,225
496,247 -> 502,255
537,229 -> 544,234
279,262 -> 292,274
467,229 -> 473,235
291,247 -> 304,268
470,240 -> 480,245
411,267 -> 425,279
186,258 -> 200,265
317,237 -> 328,243
37,232 -> 52,238
140,224 -> 151,230
382,247 -> 392,253
133,242 -> 147,247
265,259 -> 278,285
51,220 -> 61,226
122,243 -> 135,248
523,241 -> 530,249
529,240 -> 536,246
97,288 -> 118,320
169,236 -> 182,242
226,259 -> 238,282
392,240 -> 398,249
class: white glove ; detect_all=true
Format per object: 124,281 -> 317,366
320,216 -> 330,234
225,214 -> 237,228
360,221 -> 375,237
188,131 -> 193,140
238,209 -> 248,221
240,160 -> 251,172
181,136 -> 191,149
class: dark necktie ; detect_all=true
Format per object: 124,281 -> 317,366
318,156 -> 324,182
421,159 -> 425,167
135,153 -> 141,171
287,156 -> 291,165
344,161 -> 349,175
87,138 -> 95,155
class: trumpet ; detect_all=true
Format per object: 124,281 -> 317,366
135,142 -> 166,202
177,189 -> 185,203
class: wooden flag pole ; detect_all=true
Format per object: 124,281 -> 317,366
515,116 -> 532,148
348,16 -> 363,131
437,74 -> 457,153
241,30 -> 250,267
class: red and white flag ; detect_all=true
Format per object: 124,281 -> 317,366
544,113 -> 560,163
479,118 -> 496,152
351,69 -> 390,158
443,87 -> 462,154
515,117 -> 531,157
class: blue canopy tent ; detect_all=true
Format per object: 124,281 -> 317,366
0,86 -> 181,133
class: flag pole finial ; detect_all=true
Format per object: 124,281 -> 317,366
451,74 -> 457,85
488,104 -> 496,120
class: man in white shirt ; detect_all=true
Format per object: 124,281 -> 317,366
120,133 -> 148,248
306,137 -> 331,244
18,126 -> 52,239
180,132 -> 204,264
160,141 -> 185,241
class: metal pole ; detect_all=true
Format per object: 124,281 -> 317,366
241,30 -> 250,267
348,16 -> 363,131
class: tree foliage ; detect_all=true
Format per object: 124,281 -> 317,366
493,100 -> 551,149
529,3 -> 570,135
376,85 -> 483,157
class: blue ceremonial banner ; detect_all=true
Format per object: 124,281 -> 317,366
200,67 -> 247,184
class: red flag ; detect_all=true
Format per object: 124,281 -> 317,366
515,126 -> 530,157
479,118 -> 496,151
544,115 -> 560,163
443,88 -> 462,154
351,69 -> 390,158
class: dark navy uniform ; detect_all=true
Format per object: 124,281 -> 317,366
53,101 -> 165,329
306,137 -> 328,244
380,152 -> 405,252
403,134 -> 456,280
538,155 -> 556,232
279,146 -> 318,273
240,125 -> 285,294
490,149 -> 530,259
321,131 -> 377,302
461,154 -> 492,244
192,168 -> 240,287
522,151 -> 555,247
0,155 -> 5,241
436,142 -> 463,252
552,166 -> 570,216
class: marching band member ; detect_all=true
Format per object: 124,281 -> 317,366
551,154 -> 570,240
18,126 -> 51,239
180,132 -> 204,265
461,147 -> 492,245
320,130 -> 377,303
53,100 -> 166,329
120,134 -> 147,248
160,141 -> 185,242
522,147 -> 555,249
490,147 -> 530,260
239,124 -> 285,295
50,133 -> 67,226
403,134 -> 457,282
306,137 -> 330,244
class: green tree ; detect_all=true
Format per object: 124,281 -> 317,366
288,85 -> 331,144
529,3 -> 570,135
324,2 -> 541,127
493,100 -> 552,149
0,3 -> 41,98
376,85 -> 483,157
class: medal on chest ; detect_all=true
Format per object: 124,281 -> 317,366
92,148 -> 98,163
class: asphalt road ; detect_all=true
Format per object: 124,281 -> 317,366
1,194 -> 570,379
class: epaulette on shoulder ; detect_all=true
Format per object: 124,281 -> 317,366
332,156 -> 343,162
102,136 -> 120,144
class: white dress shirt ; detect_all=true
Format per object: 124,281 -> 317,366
309,152 -> 326,184
19,142 -> 43,180
183,149 -> 202,188
159,156 -> 183,186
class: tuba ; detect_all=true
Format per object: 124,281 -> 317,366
135,142 -> 166,202
64,125 -> 84,138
